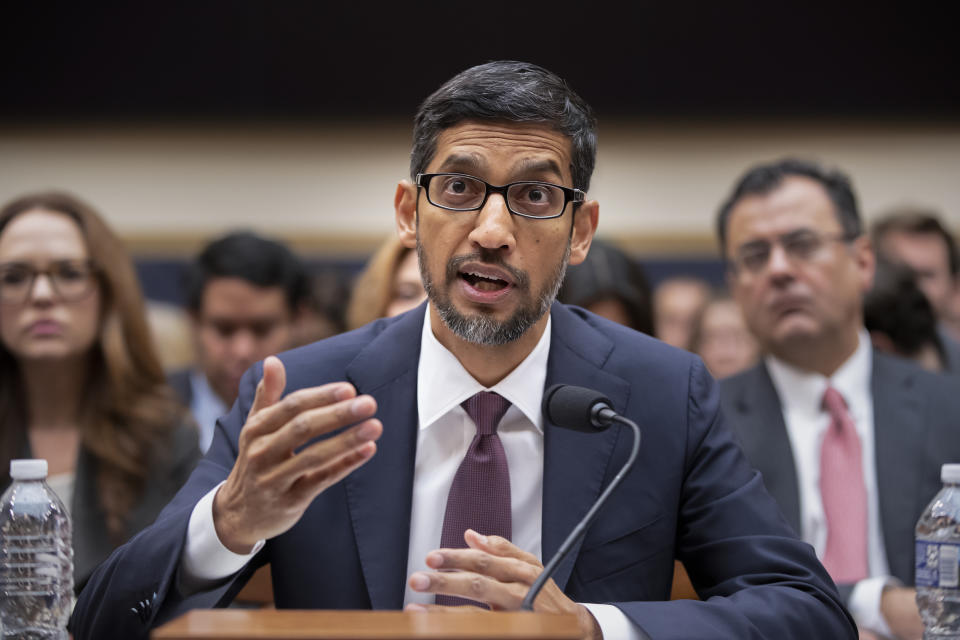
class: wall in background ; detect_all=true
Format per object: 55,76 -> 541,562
1,119 -> 958,262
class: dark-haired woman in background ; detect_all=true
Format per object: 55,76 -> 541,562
0,191 -> 199,590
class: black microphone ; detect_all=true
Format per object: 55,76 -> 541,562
521,384 -> 642,611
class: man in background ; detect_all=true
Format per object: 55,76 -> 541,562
872,208 -> 960,371
716,158 -> 960,640
169,231 -> 311,452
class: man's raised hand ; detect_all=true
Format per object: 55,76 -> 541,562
212,355 -> 382,553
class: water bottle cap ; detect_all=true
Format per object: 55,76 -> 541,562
9,459 -> 48,480
942,464 -> 960,484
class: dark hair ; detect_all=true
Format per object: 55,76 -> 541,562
410,60 -> 598,192
872,207 -> 959,277
864,258 -> 944,362
716,158 -> 862,258
184,231 -> 311,313
558,239 -> 654,334
0,191 -> 185,541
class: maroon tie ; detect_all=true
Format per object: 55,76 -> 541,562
819,386 -> 869,583
436,391 -> 512,607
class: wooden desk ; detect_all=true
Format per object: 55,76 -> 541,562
152,610 -> 582,640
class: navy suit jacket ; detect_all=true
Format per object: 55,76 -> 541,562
72,303 -> 855,639
720,352 -> 960,602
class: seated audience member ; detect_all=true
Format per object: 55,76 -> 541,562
689,292 -> 759,379
289,269 -> 351,347
652,275 -> 710,349
0,191 -> 199,591
864,259 -> 946,372
168,232 -> 311,453
557,237 -> 654,334
872,208 -> 960,371
72,61 -> 854,640
346,235 -> 426,330
716,158 -> 960,639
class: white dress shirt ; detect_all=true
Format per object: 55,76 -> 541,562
188,370 -> 228,454
181,305 -> 641,638
765,329 -> 896,638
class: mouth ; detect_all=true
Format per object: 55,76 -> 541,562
27,320 -> 62,336
456,263 -> 517,304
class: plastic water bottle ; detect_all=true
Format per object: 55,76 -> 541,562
917,463 -> 960,639
0,459 -> 73,640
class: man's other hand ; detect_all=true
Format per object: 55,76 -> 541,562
213,355 -> 382,553
406,529 -> 602,640
881,586 -> 923,640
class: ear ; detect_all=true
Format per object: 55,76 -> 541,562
567,200 -> 599,266
395,180 -> 419,249
853,234 -> 876,293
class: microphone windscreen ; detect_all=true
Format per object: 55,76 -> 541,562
542,384 -> 613,433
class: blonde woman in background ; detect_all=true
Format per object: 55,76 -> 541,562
346,235 -> 426,330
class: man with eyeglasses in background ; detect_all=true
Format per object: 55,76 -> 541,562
72,65 -> 855,640
716,158 -> 960,640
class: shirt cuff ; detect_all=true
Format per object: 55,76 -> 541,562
179,481 -> 265,594
848,575 -> 900,638
581,603 -> 651,640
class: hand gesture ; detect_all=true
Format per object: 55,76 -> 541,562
213,355 -> 383,553
407,529 -> 601,640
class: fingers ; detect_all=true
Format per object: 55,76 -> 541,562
464,530 -> 542,566
288,439 -> 378,503
422,547 -> 541,585
243,382 -> 369,443
250,355 -> 287,416
267,418 -> 383,490
408,570 -> 529,610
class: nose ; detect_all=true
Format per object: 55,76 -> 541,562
467,193 -> 516,253
28,273 -> 56,303
228,329 -> 258,364
766,242 -> 795,282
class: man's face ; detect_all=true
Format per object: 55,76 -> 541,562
395,120 -> 597,346
725,176 -> 874,360
879,230 -> 955,320
194,277 -> 294,405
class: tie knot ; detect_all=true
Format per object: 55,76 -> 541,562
822,386 -> 848,416
461,391 -> 511,436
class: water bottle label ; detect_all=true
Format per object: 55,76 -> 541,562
916,541 -> 960,588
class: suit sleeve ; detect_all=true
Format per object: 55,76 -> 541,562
615,359 -> 857,639
69,363 -> 266,640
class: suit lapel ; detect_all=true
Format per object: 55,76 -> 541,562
871,353 -> 924,581
343,308 -> 424,609
726,364 -> 802,535
541,305 -> 631,591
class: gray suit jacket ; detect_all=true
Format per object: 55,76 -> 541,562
720,350 -> 960,600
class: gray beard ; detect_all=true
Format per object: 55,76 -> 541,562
416,238 -> 570,346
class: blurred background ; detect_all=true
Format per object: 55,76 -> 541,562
1,0 -> 957,321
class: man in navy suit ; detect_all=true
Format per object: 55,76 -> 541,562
71,62 -> 855,639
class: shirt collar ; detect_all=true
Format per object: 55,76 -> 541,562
417,304 -> 550,433
189,369 -> 228,415
765,328 -> 873,419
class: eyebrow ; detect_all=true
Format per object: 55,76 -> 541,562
512,158 -> 565,182
436,153 -> 486,174
435,155 -> 565,183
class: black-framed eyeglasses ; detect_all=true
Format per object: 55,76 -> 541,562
0,259 -> 99,304
416,172 -> 584,219
729,229 -> 858,274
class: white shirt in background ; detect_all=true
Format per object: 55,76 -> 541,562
766,329 -> 896,638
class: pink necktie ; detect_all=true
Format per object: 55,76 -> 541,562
436,391 -> 512,607
819,386 -> 869,583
